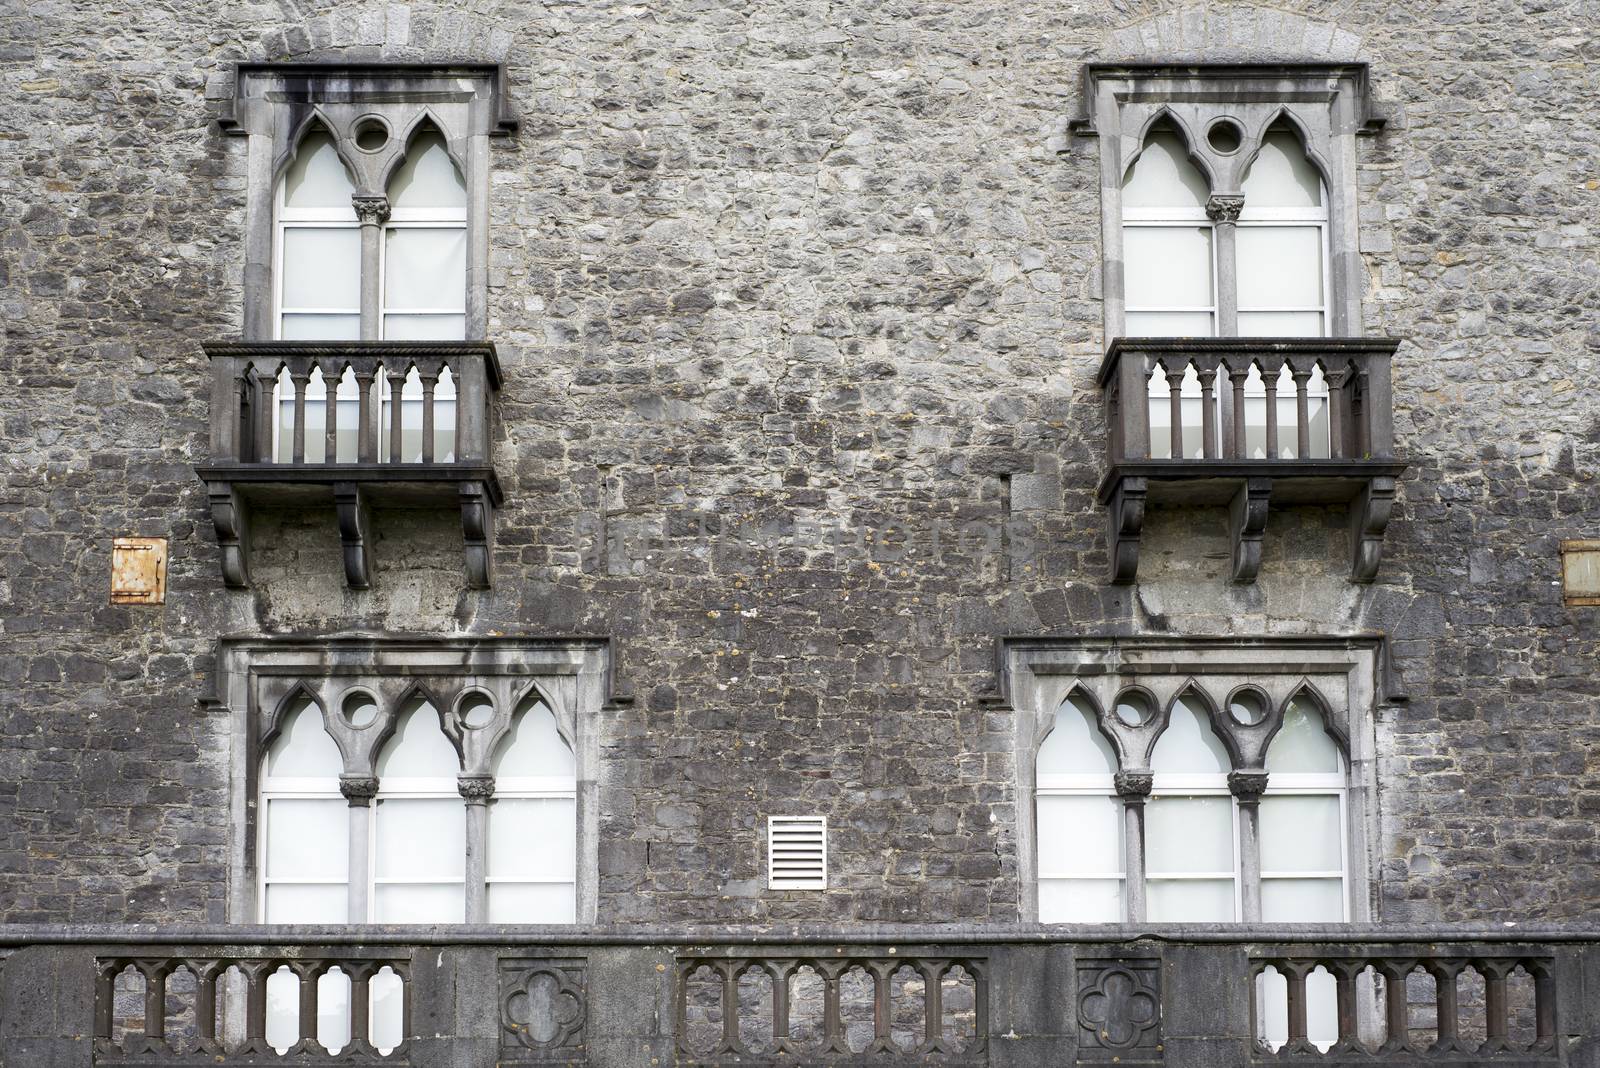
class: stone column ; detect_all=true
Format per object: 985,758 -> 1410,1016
352,195 -> 390,341
340,776 -> 380,923
1115,770 -> 1153,923
1207,194 -> 1244,337
1229,769 -> 1269,922
458,775 -> 495,923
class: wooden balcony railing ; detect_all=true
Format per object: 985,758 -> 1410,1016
0,924 -> 1588,1067
1095,338 -> 1406,585
194,341 -> 503,590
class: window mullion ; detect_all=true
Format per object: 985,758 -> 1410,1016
1211,203 -> 1240,337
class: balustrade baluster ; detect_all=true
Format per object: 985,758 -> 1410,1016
1429,960 -> 1462,1052
1284,962 -> 1310,1051
772,963 -> 792,1046
721,964 -> 740,1051
323,363 -> 339,464
1290,362 -> 1313,459
195,963 -> 219,1050
872,963 -> 891,1050
299,963 -> 320,1051
1199,368 -> 1217,459
354,367 -> 378,464
94,962 -> 117,1044
1382,963 -> 1412,1053
1485,963 -> 1509,1050
1262,359 -> 1282,458
1326,364 -> 1350,459
389,367 -> 405,464
289,368 -> 309,464
923,963 -> 943,1052
1228,359 -> 1248,459
349,964 -> 372,1048
1165,361 -> 1184,458
245,963 -> 269,1050
1332,962 -> 1359,1053
822,968 -> 844,1052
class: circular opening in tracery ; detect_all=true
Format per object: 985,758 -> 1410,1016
1206,119 -> 1243,154
460,694 -> 495,729
1228,691 -> 1267,726
342,692 -> 378,729
353,117 -> 389,152
1114,692 -> 1154,727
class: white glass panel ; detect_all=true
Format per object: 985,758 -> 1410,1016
1241,129 -> 1323,208
318,969 -> 352,1054
280,313 -> 360,340
376,702 -> 459,777
487,882 -> 578,924
266,798 -> 349,879
1262,878 -> 1345,922
282,227 -> 360,309
264,883 -> 347,925
1037,795 -> 1121,876
489,798 -> 577,879
265,701 -> 343,778
1151,697 -> 1231,774
493,703 -> 578,778
1146,878 -> 1235,922
1122,130 -> 1209,208
1125,310 -> 1214,337
1266,698 -> 1342,773
374,882 -> 465,923
370,968 -> 404,1053
283,131 -> 356,211
1146,796 -> 1234,874
388,131 -> 466,209
1036,695 -> 1116,775
384,228 -> 466,310
1237,227 -> 1323,308
375,798 -> 465,878
1123,226 -> 1214,308
1038,878 -> 1123,923
265,966 -> 300,1053
382,312 -> 467,340
1261,795 -> 1342,872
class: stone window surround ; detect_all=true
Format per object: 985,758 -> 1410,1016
1070,63 -> 1386,342
213,635 -> 614,925
998,634 -> 1404,924
221,62 -> 517,342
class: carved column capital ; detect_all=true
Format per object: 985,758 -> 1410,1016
1205,194 -> 1244,223
340,776 -> 380,805
1114,770 -> 1154,800
458,775 -> 496,804
352,195 -> 391,225
1228,770 -> 1270,803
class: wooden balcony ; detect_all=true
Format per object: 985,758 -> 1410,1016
1096,338 -> 1406,584
194,341 -> 503,590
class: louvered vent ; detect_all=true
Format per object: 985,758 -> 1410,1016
768,816 -> 827,890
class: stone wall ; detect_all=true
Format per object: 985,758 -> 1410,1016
0,0 -> 1597,925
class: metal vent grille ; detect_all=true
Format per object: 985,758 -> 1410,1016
768,816 -> 827,890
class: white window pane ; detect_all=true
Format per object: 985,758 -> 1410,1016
388,131 -> 466,210
1039,879 -> 1122,923
1124,226 -> 1214,308
370,968 -> 405,1053
1237,227 -> 1323,308
318,969 -> 352,1054
1126,310 -> 1214,337
375,799 -> 465,878
382,313 -> 468,342
1122,130 -> 1209,208
1266,698 -> 1342,773
1147,878 -> 1236,922
283,131 -> 356,210
489,798 -> 576,880
376,703 -> 459,777
280,313 -> 360,341
1262,878 -> 1345,922
1037,795 -> 1122,876
1238,311 -> 1325,338
1261,795 -> 1342,872
1146,796 -> 1234,874
264,883 -> 347,925
1151,697 -> 1231,774
266,798 -> 349,880
1037,695 -> 1117,775
265,701 -> 344,778
493,703 -> 577,778
384,228 -> 466,311
265,966 -> 300,1053
374,882 -> 465,923
487,882 -> 577,924
1241,129 -> 1323,208
282,228 -> 360,310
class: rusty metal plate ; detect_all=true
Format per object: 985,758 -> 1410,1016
1561,540 -> 1600,607
111,537 -> 168,604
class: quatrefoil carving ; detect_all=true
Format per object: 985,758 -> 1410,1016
1078,963 -> 1161,1052
501,960 -> 587,1054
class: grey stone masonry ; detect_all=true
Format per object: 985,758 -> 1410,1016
1,0 -> 1598,932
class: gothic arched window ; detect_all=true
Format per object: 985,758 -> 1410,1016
486,699 -> 579,922
1035,693 -> 1123,922
259,697 -> 347,923
372,698 -> 466,923
1147,694 -> 1237,922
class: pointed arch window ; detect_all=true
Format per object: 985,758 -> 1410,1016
1259,694 -> 1348,922
274,130 -> 360,342
1147,693 -> 1238,922
258,696 -> 348,924
372,698 -> 467,923
1035,693 -> 1123,923
486,699 -> 579,922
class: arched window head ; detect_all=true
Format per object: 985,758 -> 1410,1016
374,699 -> 464,923
1037,693 -> 1117,776
387,129 -> 466,211
1123,127 -> 1215,338
265,698 -> 342,778
276,129 -> 360,341
1266,695 -> 1343,774
1122,127 -> 1210,208
282,129 -> 356,211
488,699 -> 577,923
492,700 -> 576,779
376,699 -> 459,778
1151,695 -> 1231,775
1241,127 -> 1324,209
